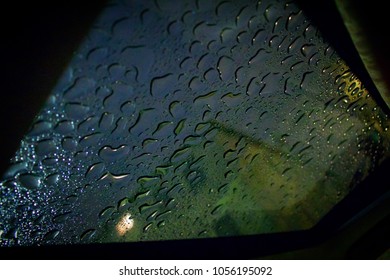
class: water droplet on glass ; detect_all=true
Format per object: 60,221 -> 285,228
150,73 -> 174,97
28,120 -> 53,137
99,206 -> 115,219
85,162 -> 105,180
65,103 -> 90,120
54,120 -> 75,134
99,145 -> 130,162
35,139 -> 57,157
62,137 -> 78,152
80,229 -> 96,241
64,77 -> 96,100
43,230 -> 60,241
52,212 -> 71,223
18,173 -> 42,189
3,162 -> 28,179
44,173 -> 60,186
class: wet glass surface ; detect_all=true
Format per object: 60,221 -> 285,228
1,0 -> 389,246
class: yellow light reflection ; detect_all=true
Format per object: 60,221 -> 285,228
115,212 -> 134,236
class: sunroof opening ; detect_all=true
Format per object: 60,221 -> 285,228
1,0 -> 389,248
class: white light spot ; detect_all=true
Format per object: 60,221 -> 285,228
116,212 -> 134,236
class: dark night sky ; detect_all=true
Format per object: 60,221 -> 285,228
0,1 -> 106,175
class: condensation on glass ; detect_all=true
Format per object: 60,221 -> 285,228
1,0 -> 389,245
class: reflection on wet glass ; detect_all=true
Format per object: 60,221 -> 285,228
1,0 -> 389,245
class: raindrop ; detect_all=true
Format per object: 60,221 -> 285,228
36,139 -> 57,157
62,137 -> 78,152
155,210 -> 172,220
99,112 -> 115,131
118,197 -> 129,208
19,173 -> 42,189
203,67 -> 219,81
143,223 -> 153,232
108,63 -> 126,80
99,206 -> 115,219
248,48 -> 270,65
44,173 -> 60,186
211,204 -> 223,215
79,132 -> 103,147
139,201 -> 163,214
43,230 -> 60,241
188,76 -> 205,91
28,120 -> 53,137
215,1 -> 232,16
142,138 -> 158,149
150,73 -> 174,97
184,135 -> 203,146
300,71 -> 313,89
193,91 -> 217,103
98,172 -> 129,182
64,77 -> 96,100
104,83 -> 134,112
85,162 -> 105,180
80,229 -> 96,241
129,108 -> 156,135
54,120 -> 75,134
99,145 -> 130,162
157,221 -> 166,228
153,121 -> 173,136
78,116 -> 99,133
300,43 -> 316,57
295,113 -> 305,124
285,11 -> 302,31
135,189 -> 151,200
120,46 -> 154,83
287,36 -> 302,54
174,119 -> 186,136
167,20 -> 181,35
137,176 -> 159,185
252,28 -> 266,45
221,92 -> 242,107
217,56 -> 235,81
219,27 -> 234,43
170,146 -> 190,162
53,212 -> 71,223
87,47 -> 108,62
3,162 -> 28,179
65,103 -> 90,120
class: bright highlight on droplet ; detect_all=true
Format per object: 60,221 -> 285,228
115,213 -> 134,236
